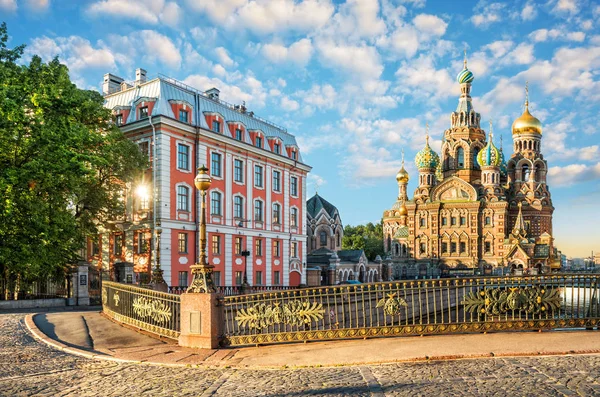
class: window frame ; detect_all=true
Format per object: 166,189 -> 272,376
177,143 -> 191,171
211,152 -> 222,178
139,106 -> 149,119
233,195 -> 244,219
254,165 -> 264,188
272,203 -> 281,225
178,232 -> 188,254
234,159 -> 244,183
177,185 -> 191,212
212,234 -> 221,255
210,191 -> 222,216
212,120 -> 221,133
179,109 -> 189,123
272,170 -> 281,192
255,238 -> 263,257
290,176 -> 298,197
254,199 -> 263,222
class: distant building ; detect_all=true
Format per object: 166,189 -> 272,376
89,70 -> 311,287
383,57 -> 559,278
306,193 -> 343,254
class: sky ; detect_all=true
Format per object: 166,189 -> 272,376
1,0 -> 599,258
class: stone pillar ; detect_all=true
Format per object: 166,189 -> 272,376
178,293 -> 223,349
76,264 -> 90,306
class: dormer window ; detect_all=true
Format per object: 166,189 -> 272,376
255,135 -> 263,148
235,129 -> 243,141
291,150 -> 297,160
179,109 -> 189,123
139,106 -> 148,119
212,120 -> 221,133
115,114 -> 123,126
273,142 -> 280,154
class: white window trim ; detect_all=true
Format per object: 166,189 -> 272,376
233,157 -> 245,186
175,182 -> 193,212
253,198 -> 265,223
210,188 -> 224,217
210,150 -> 224,180
272,200 -> 282,225
290,205 -> 299,228
290,175 -> 299,197
254,164 -> 265,190
272,169 -> 282,192
232,193 -> 245,220
176,141 -> 193,173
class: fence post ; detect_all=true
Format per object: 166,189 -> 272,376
76,264 -> 90,306
178,292 -> 223,349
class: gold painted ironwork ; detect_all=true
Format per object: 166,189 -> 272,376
235,300 -> 325,329
132,296 -> 173,324
376,293 -> 408,316
462,286 -> 561,315
102,287 -> 107,306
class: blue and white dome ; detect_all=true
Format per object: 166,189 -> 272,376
457,67 -> 474,84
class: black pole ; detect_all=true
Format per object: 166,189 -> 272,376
241,250 -> 250,287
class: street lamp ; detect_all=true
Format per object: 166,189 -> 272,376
241,250 -> 250,291
187,165 -> 216,293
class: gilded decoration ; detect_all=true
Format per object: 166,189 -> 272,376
132,296 -> 172,324
376,293 -> 408,316
102,287 -> 107,306
235,300 -> 325,329
113,291 -> 120,307
462,286 -> 561,315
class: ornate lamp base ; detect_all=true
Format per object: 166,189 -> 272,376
187,263 -> 216,293
150,266 -> 168,292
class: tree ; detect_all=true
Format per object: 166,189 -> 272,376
342,221 -> 384,261
0,23 -> 146,283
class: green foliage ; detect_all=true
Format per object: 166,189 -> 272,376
341,221 -> 384,261
0,23 -> 146,280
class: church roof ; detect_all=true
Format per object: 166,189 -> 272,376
307,193 -> 338,219
394,226 -> 409,238
307,247 -> 337,265
534,244 -> 550,258
337,249 -> 364,262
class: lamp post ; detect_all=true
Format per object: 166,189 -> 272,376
241,250 -> 250,292
187,165 -> 216,293
137,183 -> 167,290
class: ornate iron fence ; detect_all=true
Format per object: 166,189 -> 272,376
168,285 -> 296,296
1,276 -> 70,301
221,274 -> 600,347
102,281 -> 180,339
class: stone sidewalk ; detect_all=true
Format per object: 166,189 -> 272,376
26,310 -> 600,369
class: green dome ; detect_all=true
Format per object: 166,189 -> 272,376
499,148 -> 507,176
477,134 -> 502,167
415,137 -> 440,170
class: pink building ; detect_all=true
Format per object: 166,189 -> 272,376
87,69 -> 311,287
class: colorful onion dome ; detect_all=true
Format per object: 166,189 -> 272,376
415,134 -> 440,170
435,161 -> 443,181
457,67 -> 474,84
499,148 -> 507,176
477,136 -> 501,168
396,150 -> 409,183
512,83 -> 542,135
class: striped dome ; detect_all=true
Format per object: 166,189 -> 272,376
415,140 -> 440,170
477,135 -> 502,167
499,148 -> 507,176
457,68 -> 474,84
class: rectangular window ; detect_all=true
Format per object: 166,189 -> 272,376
485,216 -> 491,225
442,217 -> 447,226
177,144 -> 190,170
254,165 -> 263,188
235,129 -> 243,141
460,242 -> 466,253
292,242 -> 298,258
419,218 -> 426,227
177,186 -> 189,211
291,151 -> 297,160
178,232 -> 188,253
460,216 -> 466,226
139,106 -> 148,119
235,271 -> 243,286
273,240 -> 280,257
212,235 -> 221,255
137,141 -> 150,163
91,240 -> 99,256
272,204 -> 281,224
115,114 -> 123,126
254,200 -> 263,222
291,176 -> 298,196
113,235 -> 122,256
255,238 -> 263,257
178,271 -> 188,287
274,271 -> 280,285
179,109 -> 189,123
212,120 -> 220,133
234,196 -> 244,219
234,159 -> 244,183
211,153 -> 222,177
272,170 -> 281,192
214,271 -> 221,287
211,191 -> 222,216
485,241 -> 491,253
419,242 -> 426,254
451,242 -> 457,253
273,142 -> 280,154
255,136 -> 263,148
136,233 -> 148,254
451,217 -> 457,226
441,242 -> 448,253
235,237 -> 243,255
255,271 -> 262,286
291,208 -> 298,227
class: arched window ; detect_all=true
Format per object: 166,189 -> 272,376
522,164 -> 530,182
210,191 -> 222,216
254,200 -> 263,222
320,231 -> 327,247
337,232 -> 341,247
534,165 -> 541,182
444,152 -> 450,171
457,147 -> 465,168
473,147 -> 480,169
177,185 -> 190,211
272,203 -> 281,224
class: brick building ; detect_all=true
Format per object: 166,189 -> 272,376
88,69 -> 311,287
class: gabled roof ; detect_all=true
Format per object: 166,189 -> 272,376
337,249 -> 364,262
307,193 -> 338,219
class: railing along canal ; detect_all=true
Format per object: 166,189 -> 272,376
103,281 -> 180,340
221,274 -> 600,346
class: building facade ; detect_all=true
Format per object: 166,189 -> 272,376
383,59 -> 559,277
88,69 -> 311,287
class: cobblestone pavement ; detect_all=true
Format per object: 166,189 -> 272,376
2,313 -> 600,396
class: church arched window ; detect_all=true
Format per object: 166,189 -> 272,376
472,147 -> 480,169
457,147 -> 465,169
320,231 -> 327,247
522,164 -> 530,182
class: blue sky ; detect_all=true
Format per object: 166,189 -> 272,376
2,0 -> 599,257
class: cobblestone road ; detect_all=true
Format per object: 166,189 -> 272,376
2,313 -> 600,396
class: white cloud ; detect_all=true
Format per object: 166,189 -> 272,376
25,36 -> 116,72
504,43 -> 535,65
184,72 -> 268,108
0,0 -> 17,12
25,0 -> 50,12
261,38 -> 313,66
184,0 -> 245,24
529,29 -> 561,42
324,0 -> 386,41
483,40 -> 514,58
212,64 -> 226,77
566,31 -> 586,41
299,84 -> 338,111
551,0 -> 580,16
87,0 -> 180,26
548,162 -> 600,187
471,2 -> 506,27
413,14 -> 447,37
281,96 -> 300,111
215,47 -> 235,67
139,30 -> 181,69
316,40 -> 383,78
190,26 -> 217,44
395,54 -> 456,101
521,1 -> 537,20
307,174 -> 327,190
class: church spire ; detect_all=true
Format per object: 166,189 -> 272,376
512,202 -> 527,240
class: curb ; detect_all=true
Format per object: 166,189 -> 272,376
24,313 -> 600,369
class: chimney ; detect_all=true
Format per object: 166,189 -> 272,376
102,73 -> 124,95
135,68 -> 147,85
206,87 -> 220,101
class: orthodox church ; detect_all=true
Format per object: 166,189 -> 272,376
383,56 -> 559,277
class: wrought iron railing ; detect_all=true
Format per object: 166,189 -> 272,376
103,281 -> 180,339
221,275 -> 600,346
1,276 -> 70,301
168,285 -> 296,296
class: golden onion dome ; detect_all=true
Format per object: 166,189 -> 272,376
396,166 -> 409,183
512,105 -> 542,135
399,201 -> 408,216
